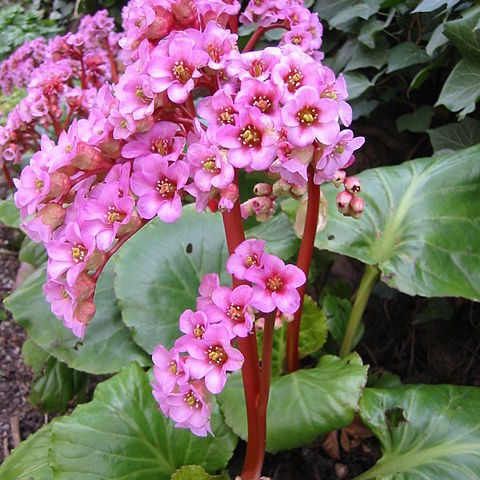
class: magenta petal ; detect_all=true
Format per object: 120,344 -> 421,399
205,369 -> 226,394
251,286 -> 275,313
273,287 -> 300,314
137,192 -> 162,219
186,357 -> 210,379
212,286 -> 232,310
157,196 -> 182,222
283,264 -> 306,288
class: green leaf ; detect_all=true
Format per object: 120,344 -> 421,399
314,0 -> 382,28
436,58 -> 480,118
246,212 -> 299,260
427,117 -> 480,153
22,337 -> 49,376
351,99 -> 379,120
170,465 -> 229,480
315,145 -> 480,300
443,7 -> 480,61
29,357 -> 88,413
358,10 -> 395,49
412,0 -> 461,12
218,353 -> 368,452
50,363 -> 237,479
0,423 -> 53,480
387,42 -> 430,73
396,105 -> 435,133
344,44 -> 389,71
0,194 -> 20,228
323,294 -> 364,349
5,263 -> 149,374
19,237 -> 47,266
426,22 -> 448,56
114,206 -> 230,353
413,298 -> 453,325
343,72 -> 373,100
357,385 -> 480,479
298,295 -> 328,357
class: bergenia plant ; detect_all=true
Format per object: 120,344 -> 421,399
6,0 -> 365,477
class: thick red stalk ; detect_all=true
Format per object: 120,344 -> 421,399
2,163 -> 14,189
242,23 -> 287,53
105,39 -> 119,84
79,51 -> 87,90
286,169 -> 320,373
222,197 -> 264,480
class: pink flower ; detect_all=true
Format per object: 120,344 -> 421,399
130,155 -> 189,222
246,253 -> 306,314
197,273 -> 220,311
148,36 -> 209,104
152,345 -> 189,394
216,108 -> 277,171
175,309 -> 210,351
185,325 -> 244,394
226,238 -> 265,280
210,285 -> 255,338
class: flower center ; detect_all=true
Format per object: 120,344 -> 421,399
249,59 -> 265,78
156,178 -> 176,198
227,303 -> 245,323
287,68 -> 303,92
252,95 -> 272,113
172,61 -> 192,83
35,179 -> 44,191
168,361 -> 178,374
291,35 -> 302,45
184,390 -> 201,409
193,323 -> 205,339
245,253 -> 259,267
151,138 -> 171,156
207,45 -> 221,63
203,156 -> 220,173
335,143 -> 345,154
62,289 -> 69,299
72,243 -> 87,263
321,89 -> 337,100
105,205 -> 124,224
238,125 -> 261,148
208,345 -> 228,365
266,274 -> 283,293
297,106 -> 318,126
135,86 -> 150,104
218,108 -> 235,125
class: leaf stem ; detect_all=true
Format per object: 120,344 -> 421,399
242,23 -> 286,53
2,163 -> 14,189
339,264 -> 379,358
286,168 -> 320,373
222,180 -> 263,480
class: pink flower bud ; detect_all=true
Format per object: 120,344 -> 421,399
218,183 -> 239,212
253,183 -> 272,197
344,176 -> 361,194
73,300 -> 96,327
72,143 -> 105,170
252,196 -> 272,215
349,196 -> 364,218
72,273 -> 96,302
336,190 -> 352,214
171,0 -> 200,28
38,203 -> 65,229
290,183 -> 307,200
333,170 -> 346,188
272,179 -> 291,196
146,7 -> 175,40
100,136 -> 123,160
240,198 -> 255,219
47,172 -> 71,198
256,211 -> 272,222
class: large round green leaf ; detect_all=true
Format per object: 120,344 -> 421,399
315,145 -> 480,300
114,206 -> 231,354
0,423 -> 53,480
50,362 -> 237,479
357,385 -> 480,479
4,263 -> 149,374
218,353 -> 368,452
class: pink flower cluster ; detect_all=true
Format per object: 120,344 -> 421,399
0,10 -> 120,167
335,174 -> 364,218
152,239 -> 305,436
10,0 -> 364,347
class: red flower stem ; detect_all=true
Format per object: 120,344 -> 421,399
105,39 -> 119,84
242,23 -> 287,53
228,15 -> 238,34
222,191 -> 263,480
49,112 -> 63,139
256,309 -> 276,458
63,106 -> 74,131
79,51 -> 87,90
2,163 -> 14,189
286,168 -> 320,373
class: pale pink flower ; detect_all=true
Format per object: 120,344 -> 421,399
226,238 -> 265,280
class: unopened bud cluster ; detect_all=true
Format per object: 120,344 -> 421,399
334,172 -> 364,218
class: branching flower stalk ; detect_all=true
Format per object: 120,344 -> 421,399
4,1 -> 367,478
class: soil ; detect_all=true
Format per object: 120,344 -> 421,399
0,120 -> 479,478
